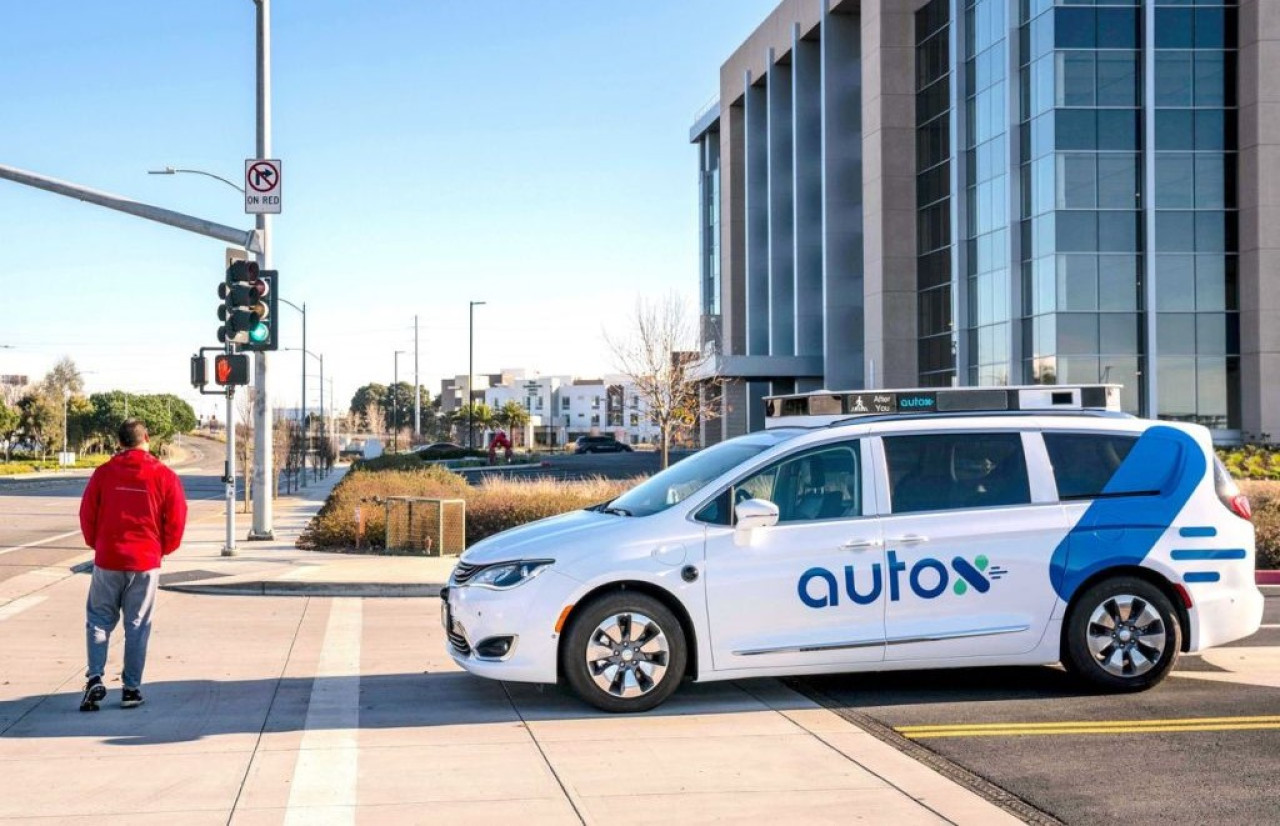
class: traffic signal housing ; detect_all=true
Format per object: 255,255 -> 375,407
218,260 -> 260,345
242,269 -> 279,351
213,354 -> 251,386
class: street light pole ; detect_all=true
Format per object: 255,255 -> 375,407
62,388 -> 70,464
279,297 -> 307,432
468,300 -> 486,450
414,314 -> 420,440
393,350 -> 405,452
250,0 -> 275,541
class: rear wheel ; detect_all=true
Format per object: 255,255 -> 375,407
561,592 -> 687,713
1063,577 -> 1181,692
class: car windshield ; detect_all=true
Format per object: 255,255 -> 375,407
604,429 -> 804,517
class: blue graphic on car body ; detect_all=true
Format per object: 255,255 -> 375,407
1048,426 -> 1206,601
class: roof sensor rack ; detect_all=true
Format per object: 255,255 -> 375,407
763,384 -> 1122,428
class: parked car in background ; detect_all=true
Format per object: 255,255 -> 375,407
413,442 -> 468,460
574,435 -> 633,454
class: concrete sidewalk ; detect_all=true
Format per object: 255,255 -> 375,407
153,464 -> 455,598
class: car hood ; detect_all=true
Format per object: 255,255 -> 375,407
460,508 -> 636,566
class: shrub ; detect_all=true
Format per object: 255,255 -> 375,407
298,463 -> 641,551
1241,481 -> 1280,570
465,476 -> 637,546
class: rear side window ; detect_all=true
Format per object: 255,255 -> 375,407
885,432 -> 1031,514
1044,433 -> 1139,500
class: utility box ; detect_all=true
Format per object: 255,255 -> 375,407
384,497 -> 466,556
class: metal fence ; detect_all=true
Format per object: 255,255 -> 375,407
384,497 -> 466,556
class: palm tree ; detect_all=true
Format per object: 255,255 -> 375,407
451,402 -> 495,448
496,400 -> 531,447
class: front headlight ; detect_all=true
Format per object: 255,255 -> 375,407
466,560 -> 554,590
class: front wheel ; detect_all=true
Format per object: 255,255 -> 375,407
561,592 -> 687,712
1063,577 -> 1181,692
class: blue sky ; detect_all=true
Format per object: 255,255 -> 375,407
0,1 -> 775,420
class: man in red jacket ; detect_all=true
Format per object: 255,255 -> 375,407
78,419 -> 188,711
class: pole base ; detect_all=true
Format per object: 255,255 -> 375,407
246,531 -> 275,541
221,546 -> 237,557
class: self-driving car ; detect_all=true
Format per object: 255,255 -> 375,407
441,385 -> 1264,712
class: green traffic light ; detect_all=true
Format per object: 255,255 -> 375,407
249,322 -> 270,343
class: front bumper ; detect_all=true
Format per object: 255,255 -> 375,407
441,568 -> 578,684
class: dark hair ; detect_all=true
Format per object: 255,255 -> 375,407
118,419 -> 149,448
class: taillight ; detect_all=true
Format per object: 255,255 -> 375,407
1213,456 -> 1251,521
1230,494 -> 1252,521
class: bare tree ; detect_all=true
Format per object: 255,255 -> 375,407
606,293 -> 718,469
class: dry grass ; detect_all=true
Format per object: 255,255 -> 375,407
298,465 -> 640,551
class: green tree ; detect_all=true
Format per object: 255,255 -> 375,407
17,393 -> 59,459
0,398 -> 19,461
495,400 -> 531,444
452,401 -> 494,447
349,383 -> 388,432
382,382 -> 428,434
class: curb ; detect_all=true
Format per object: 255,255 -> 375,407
161,580 -> 447,598
1258,571 -> 1280,586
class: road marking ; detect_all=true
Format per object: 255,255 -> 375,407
1260,624 -> 1280,629
0,529 -> 84,558
0,594 -> 46,621
897,715 -> 1280,739
284,598 -> 362,825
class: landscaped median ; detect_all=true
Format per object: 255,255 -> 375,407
297,457 -> 641,552
298,452 -> 1280,576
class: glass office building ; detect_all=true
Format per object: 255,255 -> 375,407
695,0 -> 1270,443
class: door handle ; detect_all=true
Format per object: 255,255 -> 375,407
890,534 -> 929,545
840,538 -> 883,551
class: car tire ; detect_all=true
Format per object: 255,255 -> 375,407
1062,576 -> 1181,692
561,591 -> 688,713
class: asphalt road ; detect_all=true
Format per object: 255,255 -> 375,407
0,436 -> 230,584
467,448 -> 688,484
795,586 -> 1280,825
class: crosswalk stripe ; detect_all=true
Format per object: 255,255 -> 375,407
0,594 -> 47,620
285,598 -> 362,825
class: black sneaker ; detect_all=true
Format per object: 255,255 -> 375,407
79,677 -> 107,712
120,688 -> 145,709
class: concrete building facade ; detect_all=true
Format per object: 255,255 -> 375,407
693,0 -> 1277,443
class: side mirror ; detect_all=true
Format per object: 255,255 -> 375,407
735,498 -> 780,531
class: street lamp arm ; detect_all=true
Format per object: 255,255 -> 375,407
148,166 -> 246,195
278,296 -> 303,313
279,346 -> 320,362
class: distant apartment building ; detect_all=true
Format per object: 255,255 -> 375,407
471,371 -> 663,446
693,0 -> 1277,443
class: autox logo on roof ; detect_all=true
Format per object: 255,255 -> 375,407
797,552 -> 1008,608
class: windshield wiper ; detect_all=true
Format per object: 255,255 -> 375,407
601,506 -> 632,517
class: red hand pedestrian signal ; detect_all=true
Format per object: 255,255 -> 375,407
213,354 -> 250,386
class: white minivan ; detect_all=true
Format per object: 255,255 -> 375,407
441,386 -> 1264,712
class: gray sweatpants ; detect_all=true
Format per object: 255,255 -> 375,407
85,567 -> 159,689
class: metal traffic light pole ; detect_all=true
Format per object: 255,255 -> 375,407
224,351 -> 237,556
249,0 -> 275,540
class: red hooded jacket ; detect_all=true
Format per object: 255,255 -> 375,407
79,449 -> 188,572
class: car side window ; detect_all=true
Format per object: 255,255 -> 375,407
698,443 -> 862,525
1043,432 -> 1139,500
885,432 -> 1030,514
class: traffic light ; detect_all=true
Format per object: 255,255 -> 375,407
213,354 -> 251,386
242,269 -> 279,351
218,260 -> 260,345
